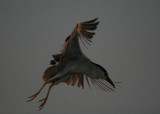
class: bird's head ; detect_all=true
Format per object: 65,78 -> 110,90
91,62 -> 115,88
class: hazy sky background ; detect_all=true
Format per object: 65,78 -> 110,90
0,0 -> 160,114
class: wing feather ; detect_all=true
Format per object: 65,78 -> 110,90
83,18 -> 98,24
85,76 -> 91,88
60,18 -> 99,59
66,76 -> 73,85
77,76 -> 82,88
64,74 -> 114,92
71,75 -> 79,86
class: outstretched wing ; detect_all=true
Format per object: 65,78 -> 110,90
64,74 -> 114,92
61,18 -> 99,59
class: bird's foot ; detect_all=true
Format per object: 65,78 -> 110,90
27,81 -> 49,102
27,92 -> 40,102
39,98 -> 47,110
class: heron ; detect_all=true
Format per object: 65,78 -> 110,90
27,18 -> 115,110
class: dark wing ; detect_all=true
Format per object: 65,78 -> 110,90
61,18 -> 99,59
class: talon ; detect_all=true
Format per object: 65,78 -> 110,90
27,92 -> 39,102
27,82 -> 48,103
39,100 -> 47,111
28,93 -> 38,98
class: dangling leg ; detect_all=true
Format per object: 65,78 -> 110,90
38,75 -> 70,110
27,81 -> 49,102
38,74 -> 71,110
39,83 -> 53,110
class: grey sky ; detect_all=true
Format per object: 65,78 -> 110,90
0,0 -> 160,114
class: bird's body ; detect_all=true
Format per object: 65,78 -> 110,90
58,57 -> 105,80
27,18 -> 116,110
42,65 -> 58,82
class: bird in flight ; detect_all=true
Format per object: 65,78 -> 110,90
27,18 -> 115,110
